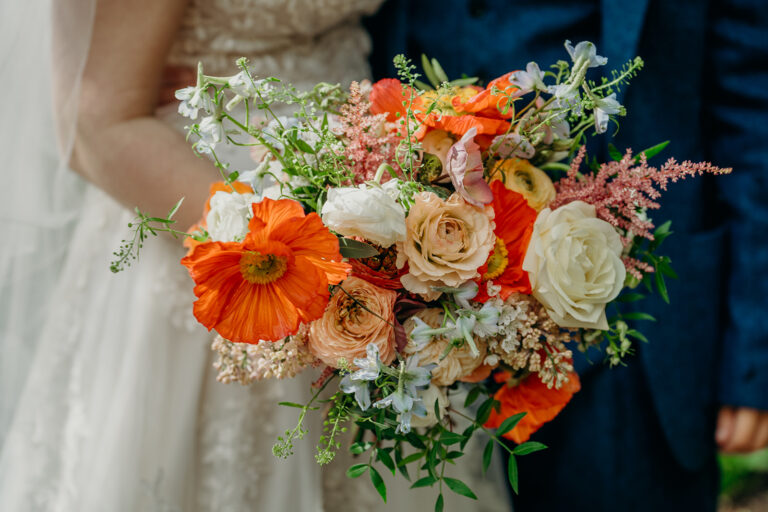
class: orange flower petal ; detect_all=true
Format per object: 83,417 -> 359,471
420,111 -> 510,137
369,78 -> 412,122
484,371 -> 581,444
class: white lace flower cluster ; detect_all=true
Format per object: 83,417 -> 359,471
212,329 -> 317,384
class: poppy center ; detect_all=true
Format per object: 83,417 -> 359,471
483,236 -> 508,281
240,251 -> 288,284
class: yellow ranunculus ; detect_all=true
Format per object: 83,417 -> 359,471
491,158 -> 556,211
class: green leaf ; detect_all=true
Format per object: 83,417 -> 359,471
448,77 -> 479,87
621,312 -> 656,322
346,463 -> 368,478
397,452 -> 424,467
513,441 -> 547,456
496,412 -> 527,437
369,466 -> 387,502
431,58 -> 449,84
508,454 -> 519,494
406,433 -> 427,450
421,54 -> 441,89
350,441 -> 373,455
277,401 -> 305,408
411,475 -> 438,489
377,448 -> 396,475
293,138 -> 316,154
607,143 -> 623,161
464,386 -> 481,408
338,237 -> 379,259
444,477 -> 478,500
439,431 -> 466,445
166,197 -> 184,220
635,140 -> 670,162
626,329 -> 649,343
476,398 -> 497,425
394,448 -> 411,481
482,440 -> 494,475
444,451 -> 463,460
435,493 -> 444,512
414,79 -> 433,91
655,271 -> 670,303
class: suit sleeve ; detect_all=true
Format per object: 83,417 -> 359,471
705,0 -> 768,410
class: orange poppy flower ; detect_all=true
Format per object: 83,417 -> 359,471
474,180 -> 537,302
450,72 -> 520,119
369,79 -> 512,139
181,198 -> 350,343
184,181 -> 255,253
485,370 -> 581,444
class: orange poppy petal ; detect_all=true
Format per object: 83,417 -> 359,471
274,255 -> 331,318
484,371 -> 581,444
274,212 -> 344,263
370,78 -> 411,122
306,257 -> 351,285
421,112 -> 510,137
248,197 -> 305,236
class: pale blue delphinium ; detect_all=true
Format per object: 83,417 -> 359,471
448,314 -> 480,357
339,344 -> 383,411
510,62 -> 547,94
374,355 -> 434,434
408,316 -> 453,351
473,302 -> 501,338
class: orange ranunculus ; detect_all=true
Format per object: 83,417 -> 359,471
484,371 -> 581,444
184,181 -> 255,253
474,180 -> 537,302
181,198 -> 350,343
369,79 -> 512,140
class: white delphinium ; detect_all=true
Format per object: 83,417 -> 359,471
176,85 -> 213,120
510,62 -> 547,94
339,344 -> 383,411
410,384 -> 449,429
592,93 -> 623,134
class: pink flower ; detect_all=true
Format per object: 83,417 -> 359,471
445,127 -> 493,206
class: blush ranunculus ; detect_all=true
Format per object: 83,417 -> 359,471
307,276 -> 397,368
484,371 -> 581,444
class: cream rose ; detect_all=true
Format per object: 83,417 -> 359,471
205,190 -> 257,242
397,192 -> 495,301
321,183 -> 406,247
404,308 -> 486,386
307,276 -> 397,367
522,201 -> 625,330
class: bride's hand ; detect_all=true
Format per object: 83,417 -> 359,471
716,406 -> 768,453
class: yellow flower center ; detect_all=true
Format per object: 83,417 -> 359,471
482,236 -> 509,281
239,251 -> 288,284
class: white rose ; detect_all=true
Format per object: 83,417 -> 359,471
205,191 -> 256,242
522,201 -> 625,330
410,384 -> 449,428
321,184 -> 406,247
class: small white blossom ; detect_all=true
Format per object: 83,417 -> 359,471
205,190 -> 257,242
473,302 -> 501,338
176,86 -> 212,120
593,93 -> 623,134
510,62 -> 547,93
565,40 -> 607,68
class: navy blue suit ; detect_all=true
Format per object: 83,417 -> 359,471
366,0 -> 768,509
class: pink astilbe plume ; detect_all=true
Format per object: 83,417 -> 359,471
339,81 -> 401,183
552,146 -> 731,278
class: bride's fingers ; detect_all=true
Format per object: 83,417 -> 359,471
754,414 -> 768,451
716,406 -> 736,448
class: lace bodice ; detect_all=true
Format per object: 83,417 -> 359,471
167,0 -> 383,87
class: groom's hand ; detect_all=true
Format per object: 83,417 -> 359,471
716,406 -> 768,453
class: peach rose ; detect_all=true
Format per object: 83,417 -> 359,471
307,276 -> 397,368
397,192 -> 496,301
404,308 -> 486,386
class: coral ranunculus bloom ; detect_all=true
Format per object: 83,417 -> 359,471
474,180 -> 537,302
485,371 -> 581,444
369,79 -> 512,139
181,198 -> 350,343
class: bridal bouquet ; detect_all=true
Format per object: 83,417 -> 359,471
114,41 -> 729,506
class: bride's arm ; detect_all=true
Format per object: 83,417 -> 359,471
71,0 -> 213,229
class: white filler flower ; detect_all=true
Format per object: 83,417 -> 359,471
523,201 -> 625,330
205,190 -> 257,242
321,183 -> 406,247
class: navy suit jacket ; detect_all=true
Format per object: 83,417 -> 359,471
367,0 -> 768,471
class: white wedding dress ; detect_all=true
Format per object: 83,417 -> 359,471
0,1 -> 509,511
